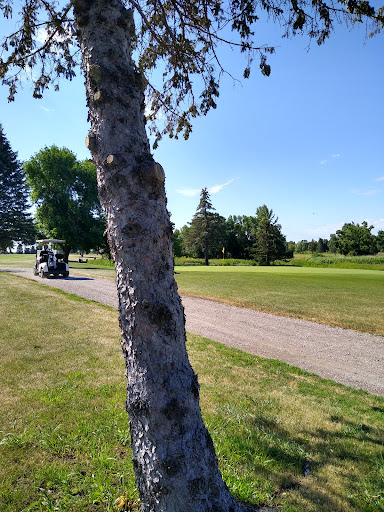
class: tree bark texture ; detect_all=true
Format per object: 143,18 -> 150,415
73,1 -> 245,510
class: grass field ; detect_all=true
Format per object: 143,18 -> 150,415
1,254 -> 384,335
175,266 -> 384,335
1,272 -> 384,512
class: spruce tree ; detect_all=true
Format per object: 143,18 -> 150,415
186,188 -> 226,265
0,125 -> 35,251
252,205 -> 287,265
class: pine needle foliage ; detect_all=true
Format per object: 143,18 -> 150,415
184,187 -> 226,265
0,124 -> 35,251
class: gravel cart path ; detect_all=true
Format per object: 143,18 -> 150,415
4,267 -> 384,397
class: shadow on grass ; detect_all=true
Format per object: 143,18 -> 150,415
213,406 -> 383,511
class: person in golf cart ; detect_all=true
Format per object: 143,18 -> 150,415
34,239 -> 69,278
38,244 -> 49,263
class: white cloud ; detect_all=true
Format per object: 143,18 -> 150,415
319,154 -> 340,165
36,28 -> 48,45
177,178 -> 235,197
375,176 -> 384,182
41,106 -> 55,113
304,222 -> 345,238
351,188 -> 381,196
36,27 -> 68,45
364,218 -> 384,231
176,188 -> 201,197
208,178 -> 235,194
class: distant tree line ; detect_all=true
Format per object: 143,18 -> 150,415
173,189 -> 384,265
2,126 -> 382,262
173,188 -> 291,265
294,222 -> 384,256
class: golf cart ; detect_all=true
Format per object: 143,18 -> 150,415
34,239 -> 69,278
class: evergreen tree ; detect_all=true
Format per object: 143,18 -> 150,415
184,188 -> 226,265
0,124 -> 35,251
252,205 -> 287,265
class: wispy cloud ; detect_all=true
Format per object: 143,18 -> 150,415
177,178 -> 235,197
176,188 -> 201,197
373,218 -> 384,230
41,106 -> 55,113
351,188 -> 381,196
320,153 -> 340,165
208,179 -> 235,194
364,218 -> 384,229
375,176 -> 384,182
306,222 -> 345,237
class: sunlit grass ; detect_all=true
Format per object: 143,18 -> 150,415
174,266 -> 384,335
0,253 -> 35,267
1,273 -> 383,511
288,253 -> 384,271
0,273 -> 137,512
2,254 -> 384,335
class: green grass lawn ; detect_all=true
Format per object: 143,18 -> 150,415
0,253 -> 36,267
2,254 -> 384,335
1,272 -> 383,512
0,253 -> 117,280
174,266 -> 384,335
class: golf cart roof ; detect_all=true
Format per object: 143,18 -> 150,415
36,239 -> 66,244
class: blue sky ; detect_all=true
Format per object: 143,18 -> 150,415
1,12 -> 383,242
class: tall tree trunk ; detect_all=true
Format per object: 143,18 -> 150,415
63,244 -> 71,263
73,1 -> 247,510
204,241 -> 209,266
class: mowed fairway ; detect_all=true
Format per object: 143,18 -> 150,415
175,266 -> 384,335
1,272 -> 384,512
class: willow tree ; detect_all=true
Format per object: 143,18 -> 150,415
1,1 -> 382,510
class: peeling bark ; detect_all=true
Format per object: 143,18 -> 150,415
73,0 -> 248,510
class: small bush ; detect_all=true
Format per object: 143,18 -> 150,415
87,258 -> 114,267
287,254 -> 384,271
174,257 -> 257,266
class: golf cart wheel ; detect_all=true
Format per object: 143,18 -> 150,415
63,271 -> 69,278
39,269 -> 46,278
